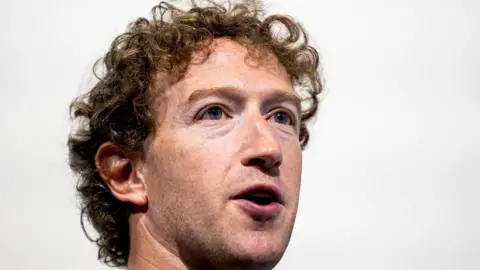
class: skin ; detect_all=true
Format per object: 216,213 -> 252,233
96,38 -> 303,270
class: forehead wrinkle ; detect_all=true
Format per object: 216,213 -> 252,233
170,38 -> 297,113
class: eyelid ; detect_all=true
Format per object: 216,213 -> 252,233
269,107 -> 298,125
195,103 -> 231,120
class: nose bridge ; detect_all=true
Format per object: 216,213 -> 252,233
240,108 -> 283,168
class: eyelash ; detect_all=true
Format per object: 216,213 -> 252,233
195,105 -> 297,126
196,104 -> 230,120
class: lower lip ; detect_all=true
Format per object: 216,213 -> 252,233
234,199 -> 282,220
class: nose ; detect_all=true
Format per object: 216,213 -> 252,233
240,113 -> 283,172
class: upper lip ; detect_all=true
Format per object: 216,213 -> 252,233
232,183 -> 284,205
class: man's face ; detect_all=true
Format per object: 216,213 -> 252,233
140,38 -> 302,269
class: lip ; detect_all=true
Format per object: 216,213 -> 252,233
232,184 -> 284,205
234,199 -> 282,220
231,183 -> 284,220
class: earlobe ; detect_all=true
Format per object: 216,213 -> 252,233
95,142 -> 148,206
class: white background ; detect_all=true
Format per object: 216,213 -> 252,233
1,0 -> 479,269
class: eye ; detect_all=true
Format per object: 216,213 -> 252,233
199,106 -> 226,121
272,111 -> 293,125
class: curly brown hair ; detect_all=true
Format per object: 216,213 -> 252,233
68,0 -> 322,267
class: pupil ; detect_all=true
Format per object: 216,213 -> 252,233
207,107 -> 223,120
274,112 -> 289,124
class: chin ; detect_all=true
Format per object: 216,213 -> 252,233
182,226 -> 292,270
224,231 -> 289,269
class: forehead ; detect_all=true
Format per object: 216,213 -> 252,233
170,38 -> 294,101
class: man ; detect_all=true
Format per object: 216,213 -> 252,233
68,0 -> 322,269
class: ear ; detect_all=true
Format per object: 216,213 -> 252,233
95,142 -> 147,206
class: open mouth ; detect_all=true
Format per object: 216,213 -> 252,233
240,190 -> 279,206
233,186 -> 283,219
233,184 -> 283,209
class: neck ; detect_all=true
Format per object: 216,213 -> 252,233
127,213 -> 187,270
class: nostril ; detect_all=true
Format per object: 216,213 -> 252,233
250,158 -> 266,168
248,157 -> 280,172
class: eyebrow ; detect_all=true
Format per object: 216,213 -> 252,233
184,86 -> 302,113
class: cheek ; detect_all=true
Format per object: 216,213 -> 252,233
147,134 -> 226,202
283,143 -> 303,193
